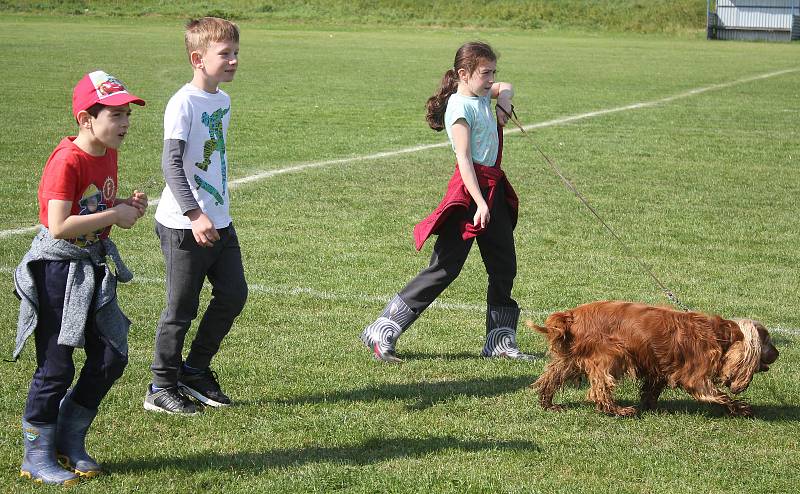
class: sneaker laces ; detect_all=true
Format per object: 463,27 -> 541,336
184,368 -> 222,392
161,386 -> 195,408
200,369 -> 222,391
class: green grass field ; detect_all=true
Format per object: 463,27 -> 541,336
0,12 -> 798,494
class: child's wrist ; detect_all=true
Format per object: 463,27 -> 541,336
185,208 -> 203,221
109,206 -> 121,224
496,97 -> 512,107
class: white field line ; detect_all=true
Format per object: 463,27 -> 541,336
517,67 -> 800,131
118,277 -> 800,336
1,267 -> 798,336
2,67 -> 797,240
0,225 -> 41,238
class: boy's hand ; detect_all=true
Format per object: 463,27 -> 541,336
186,208 -> 219,247
113,203 -> 142,229
130,190 -> 148,215
121,190 -> 148,216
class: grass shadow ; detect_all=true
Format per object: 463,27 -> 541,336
647,399 -> 800,421
272,374 -> 535,410
392,351 -> 483,361
104,435 -> 541,474
397,351 -> 546,361
535,396 -> 800,421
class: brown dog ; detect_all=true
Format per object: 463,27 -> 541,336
527,301 -> 779,417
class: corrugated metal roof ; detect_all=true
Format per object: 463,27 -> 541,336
717,0 -> 797,29
708,0 -> 799,40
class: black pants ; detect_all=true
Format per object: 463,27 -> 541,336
150,222 -> 248,388
399,183 -> 517,314
24,260 -> 128,424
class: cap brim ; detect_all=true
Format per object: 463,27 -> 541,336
99,92 -> 146,107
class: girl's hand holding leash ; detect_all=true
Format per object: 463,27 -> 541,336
494,82 -> 514,127
495,102 -> 513,127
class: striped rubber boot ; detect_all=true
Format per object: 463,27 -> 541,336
20,420 -> 80,486
360,294 -> 418,363
56,392 -> 102,478
481,305 -> 535,360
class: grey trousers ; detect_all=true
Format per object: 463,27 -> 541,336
399,183 -> 517,314
150,221 -> 248,388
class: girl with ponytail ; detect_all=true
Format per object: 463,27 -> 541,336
361,41 -> 533,362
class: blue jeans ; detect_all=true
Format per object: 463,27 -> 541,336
150,221 -> 248,388
24,260 -> 128,424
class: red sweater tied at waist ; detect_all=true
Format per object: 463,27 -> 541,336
412,163 -> 519,251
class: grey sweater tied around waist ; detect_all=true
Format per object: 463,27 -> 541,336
13,228 -> 133,360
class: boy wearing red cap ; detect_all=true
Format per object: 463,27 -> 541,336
146,17 -> 247,415
13,70 -> 147,485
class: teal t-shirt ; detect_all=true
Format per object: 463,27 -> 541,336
444,92 -> 498,167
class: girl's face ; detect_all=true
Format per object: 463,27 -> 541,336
458,59 -> 496,97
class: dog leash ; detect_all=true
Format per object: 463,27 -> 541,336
497,104 -> 691,312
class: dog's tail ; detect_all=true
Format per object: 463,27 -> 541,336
524,320 -> 550,335
525,311 -> 573,354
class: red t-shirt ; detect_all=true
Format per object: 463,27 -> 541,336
38,137 -> 118,246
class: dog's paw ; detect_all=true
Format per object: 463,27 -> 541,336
729,400 -> 754,417
613,406 -> 638,417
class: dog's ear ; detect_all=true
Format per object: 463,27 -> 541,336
722,320 -> 762,394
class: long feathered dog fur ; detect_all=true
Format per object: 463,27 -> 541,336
527,301 -> 779,417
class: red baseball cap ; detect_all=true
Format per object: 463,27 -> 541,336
72,70 -> 145,119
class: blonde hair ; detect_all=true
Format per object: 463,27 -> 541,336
184,17 -> 239,58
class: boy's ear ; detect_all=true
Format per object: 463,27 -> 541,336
75,110 -> 93,129
190,50 -> 204,69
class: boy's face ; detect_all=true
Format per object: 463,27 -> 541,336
197,40 -> 239,85
87,104 -> 132,150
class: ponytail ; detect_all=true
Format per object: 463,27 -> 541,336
425,69 -> 458,131
425,41 -> 497,132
